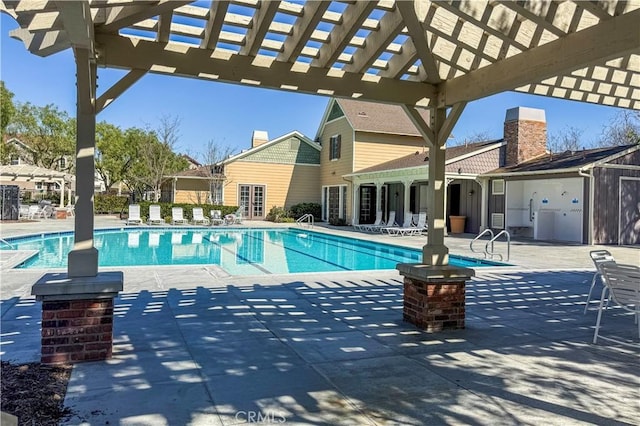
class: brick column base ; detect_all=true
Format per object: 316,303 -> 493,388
41,299 -> 114,364
31,271 -> 123,365
403,278 -> 465,331
397,263 -> 474,332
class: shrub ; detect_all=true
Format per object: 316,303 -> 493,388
289,202 -> 321,220
95,195 -> 129,214
266,206 -> 292,223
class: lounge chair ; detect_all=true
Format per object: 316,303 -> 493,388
593,263 -> 640,347
384,212 -> 413,235
126,204 -> 142,225
233,206 -> 245,224
171,207 -> 189,225
192,207 -> 210,225
210,210 -> 224,226
386,212 -> 427,236
355,211 -> 383,232
368,211 -> 397,233
584,250 -> 616,314
148,204 -> 164,225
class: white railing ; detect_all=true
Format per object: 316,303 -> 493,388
296,214 -> 314,228
485,230 -> 511,261
470,229 -> 494,258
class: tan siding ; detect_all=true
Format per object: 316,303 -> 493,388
225,161 -> 320,209
319,117 -> 354,187
353,132 -> 425,172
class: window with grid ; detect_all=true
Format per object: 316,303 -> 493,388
330,135 -> 341,160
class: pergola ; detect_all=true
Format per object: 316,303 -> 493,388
2,1 -> 638,281
0,164 -> 74,207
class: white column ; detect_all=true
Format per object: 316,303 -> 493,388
59,179 -> 66,208
352,183 -> 360,225
478,178 -> 488,231
403,179 -> 413,223
375,181 -> 383,214
67,48 -> 98,278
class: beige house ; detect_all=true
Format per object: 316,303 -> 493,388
164,131 -> 321,220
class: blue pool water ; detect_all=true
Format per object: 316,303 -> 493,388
3,228 -> 503,274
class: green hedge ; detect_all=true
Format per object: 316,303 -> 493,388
289,202 -> 321,220
95,195 -> 129,214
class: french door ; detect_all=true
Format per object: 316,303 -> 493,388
238,184 -> 265,220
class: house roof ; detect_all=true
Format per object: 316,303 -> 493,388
332,98 -> 431,137
169,167 -> 224,179
486,144 -> 639,175
351,140 -> 503,175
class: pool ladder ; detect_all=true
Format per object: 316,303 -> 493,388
470,229 -> 510,261
0,237 -> 15,249
296,214 -> 314,228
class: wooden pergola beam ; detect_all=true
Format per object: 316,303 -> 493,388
96,33 -> 437,107
201,0 -> 230,50
99,0 -> 188,33
278,1 -> 331,63
240,0 -> 281,56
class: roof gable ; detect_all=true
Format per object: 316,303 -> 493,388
225,131 -> 320,165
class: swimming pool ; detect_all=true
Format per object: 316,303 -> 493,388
3,228 -> 503,274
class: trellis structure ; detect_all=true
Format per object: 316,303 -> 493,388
2,0 -> 639,277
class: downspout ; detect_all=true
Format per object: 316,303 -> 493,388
578,167 -> 594,245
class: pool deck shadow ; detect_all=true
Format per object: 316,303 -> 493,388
1,266 -> 638,425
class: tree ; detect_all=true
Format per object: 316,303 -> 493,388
130,116 -> 189,202
7,102 -> 75,171
548,126 -> 583,153
95,122 -> 137,192
195,139 -> 235,204
598,110 -> 640,147
1,81 -> 16,135
450,129 -> 494,146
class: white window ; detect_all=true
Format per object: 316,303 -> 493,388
59,158 -> 67,169
211,182 -> 223,205
491,213 -> 505,229
492,179 -> 505,195
35,182 -> 43,190
10,155 -> 20,165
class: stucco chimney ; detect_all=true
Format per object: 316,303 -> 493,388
504,107 -> 547,166
251,130 -> 269,148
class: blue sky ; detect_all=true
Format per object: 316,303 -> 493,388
1,13 -> 627,160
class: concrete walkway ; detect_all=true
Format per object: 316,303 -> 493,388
1,216 -> 639,425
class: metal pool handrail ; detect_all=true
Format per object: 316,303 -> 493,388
0,237 -> 15,249
485,230 -> 511,261
470,229 -> 494,258
296,214 -> 314,228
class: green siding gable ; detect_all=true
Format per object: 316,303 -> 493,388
237,137 -> 320,165
327,101 -> 344,122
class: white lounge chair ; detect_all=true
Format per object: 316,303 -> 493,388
148,204 -> 164,225
126,204 -> 142,225
171,207 -> 189,225
584,250 -> 616,314
357,211 -> 383,232
369,211 -> 397,233
593,263 -> 640,347
233,206 -> 245,224
192,207 -> 210,225
210,210 -> 224,226
384,212 -> 413,235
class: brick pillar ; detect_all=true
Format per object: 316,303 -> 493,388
31,271 -> 123,365
403,278 -> 465,331
397,264 -> 474,332
41,299 -> 114,364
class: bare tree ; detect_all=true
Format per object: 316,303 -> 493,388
548,126 -> 584,153
450,129 -> 494,146
597,110 -> 640,147
198,139 -> 235,204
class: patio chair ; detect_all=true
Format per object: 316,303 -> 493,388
192,207 -> 210,225
368,211 -> 396,233
584,250 -> 616,314
354,211 -> 382,232
233,206 -> 245,224
593,263 -> 640,347
148,204 -> 164,225
126,204 -> 142,225
392,212 -> 427,236
27,205 -> 45,219
171,207 -> 189,225
18,205 -> 30,220
384,212 -> 414,235
210,210 -> 224,226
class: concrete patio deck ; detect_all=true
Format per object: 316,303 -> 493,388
1,215 -> 638,425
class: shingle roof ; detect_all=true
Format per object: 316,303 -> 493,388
353,140 -> 502,174
488,144 -> 637,174
335,99 -> 430,136
170,166 -> 224,179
